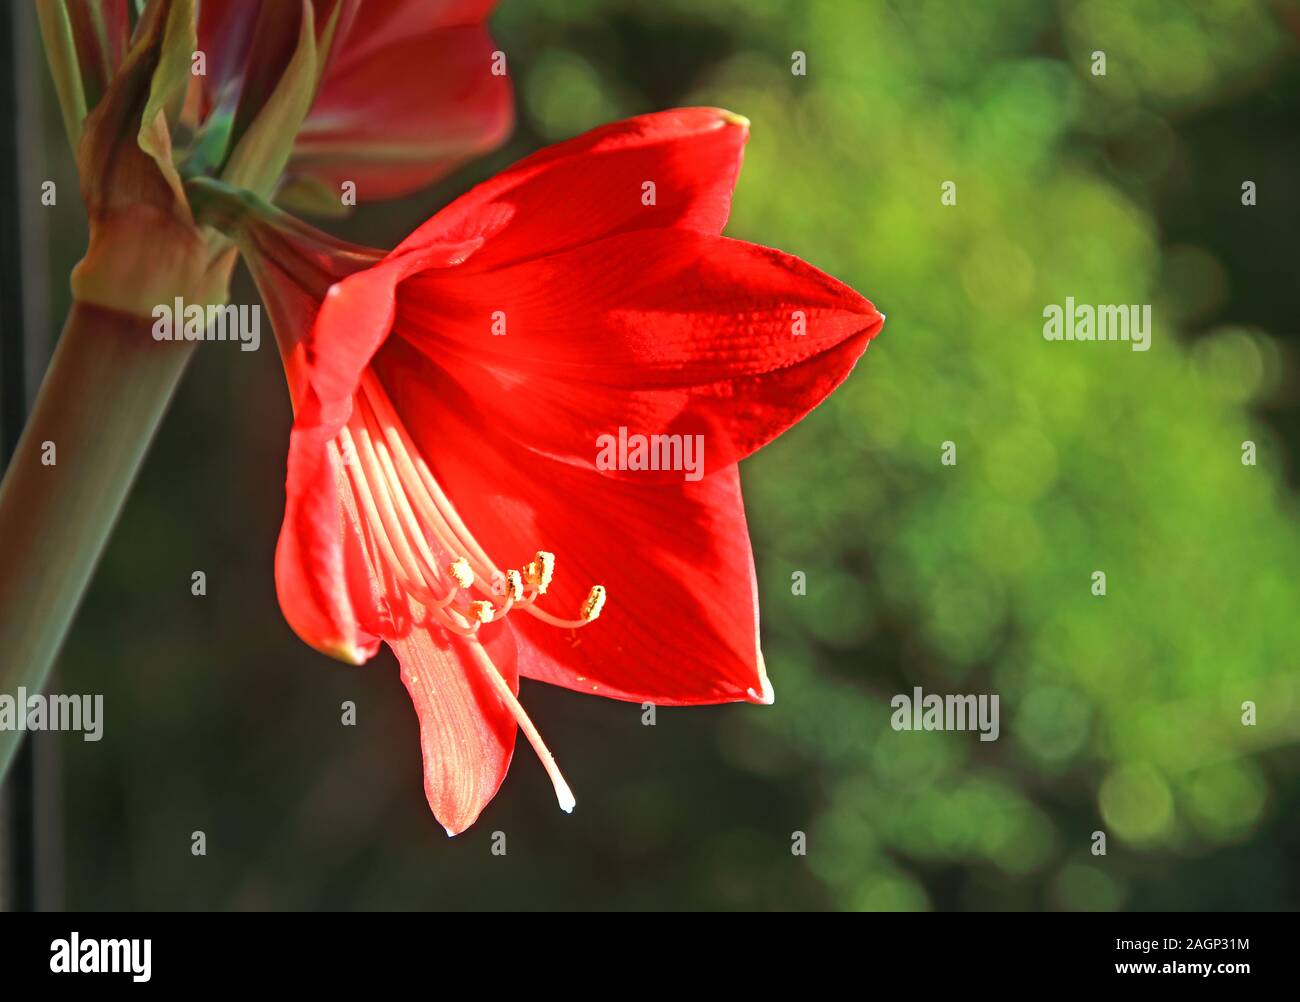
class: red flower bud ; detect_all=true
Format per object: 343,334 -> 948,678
41,0 -> 513,316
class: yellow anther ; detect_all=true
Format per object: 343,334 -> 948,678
448,558 -> 474,589
524,551 -> 555,594
505,569 -> 524,602
581,585 -> 606,622
470,600 -> 495,624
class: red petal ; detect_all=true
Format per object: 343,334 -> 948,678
274,425 -> 384,665
395,108 -> 749,268
389,625 -> 519,835
196,0 -> 268,115
67,0 -> 129,105
397,228 -> 882,479
291,5 -> 512,198
199,1 -> 511,199
269,257 -> 411,662
221,198 -> 385,408
298,241 -> 478,428
372,342 -> 770,706
270,239 -> 478,663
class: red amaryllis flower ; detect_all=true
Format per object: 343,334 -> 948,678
201,109 -> 883,834
196,0 -> 512,204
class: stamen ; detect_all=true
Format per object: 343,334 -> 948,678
524,551 -> 555,594
359,371 -> 501,581
437,615 -> 482,639
581,585 -> 606,622
523,585 -> 609,631
350,413 -> 453,601
354,392 -> 472,588
448,558 -> 474,589
336,368 -> 610,814
339,426 -> 431,599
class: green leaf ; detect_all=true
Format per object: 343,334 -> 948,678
35,0 -> 88,150
274,174 -> 351,218
136,0 -> 196,192
181,109 -> 234,179
220,0 -> 318,199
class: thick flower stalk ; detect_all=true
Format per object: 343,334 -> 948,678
193,109 -> 885,834
0,0 -> 512,778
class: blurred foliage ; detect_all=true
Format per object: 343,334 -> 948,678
34,0 -> 1300,910
717,0 -> 1300,910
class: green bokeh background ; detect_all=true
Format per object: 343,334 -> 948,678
23,0 -> 1300,909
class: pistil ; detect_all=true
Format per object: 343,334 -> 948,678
332,366 -> 606,811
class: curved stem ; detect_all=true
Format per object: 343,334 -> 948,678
0,302 -> 196,780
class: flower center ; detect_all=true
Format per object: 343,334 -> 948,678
337,368 -> 605,638
333,368 -> 604,813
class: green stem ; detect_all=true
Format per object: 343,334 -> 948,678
0,301 -> 195,779
34,0 -> 87,150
